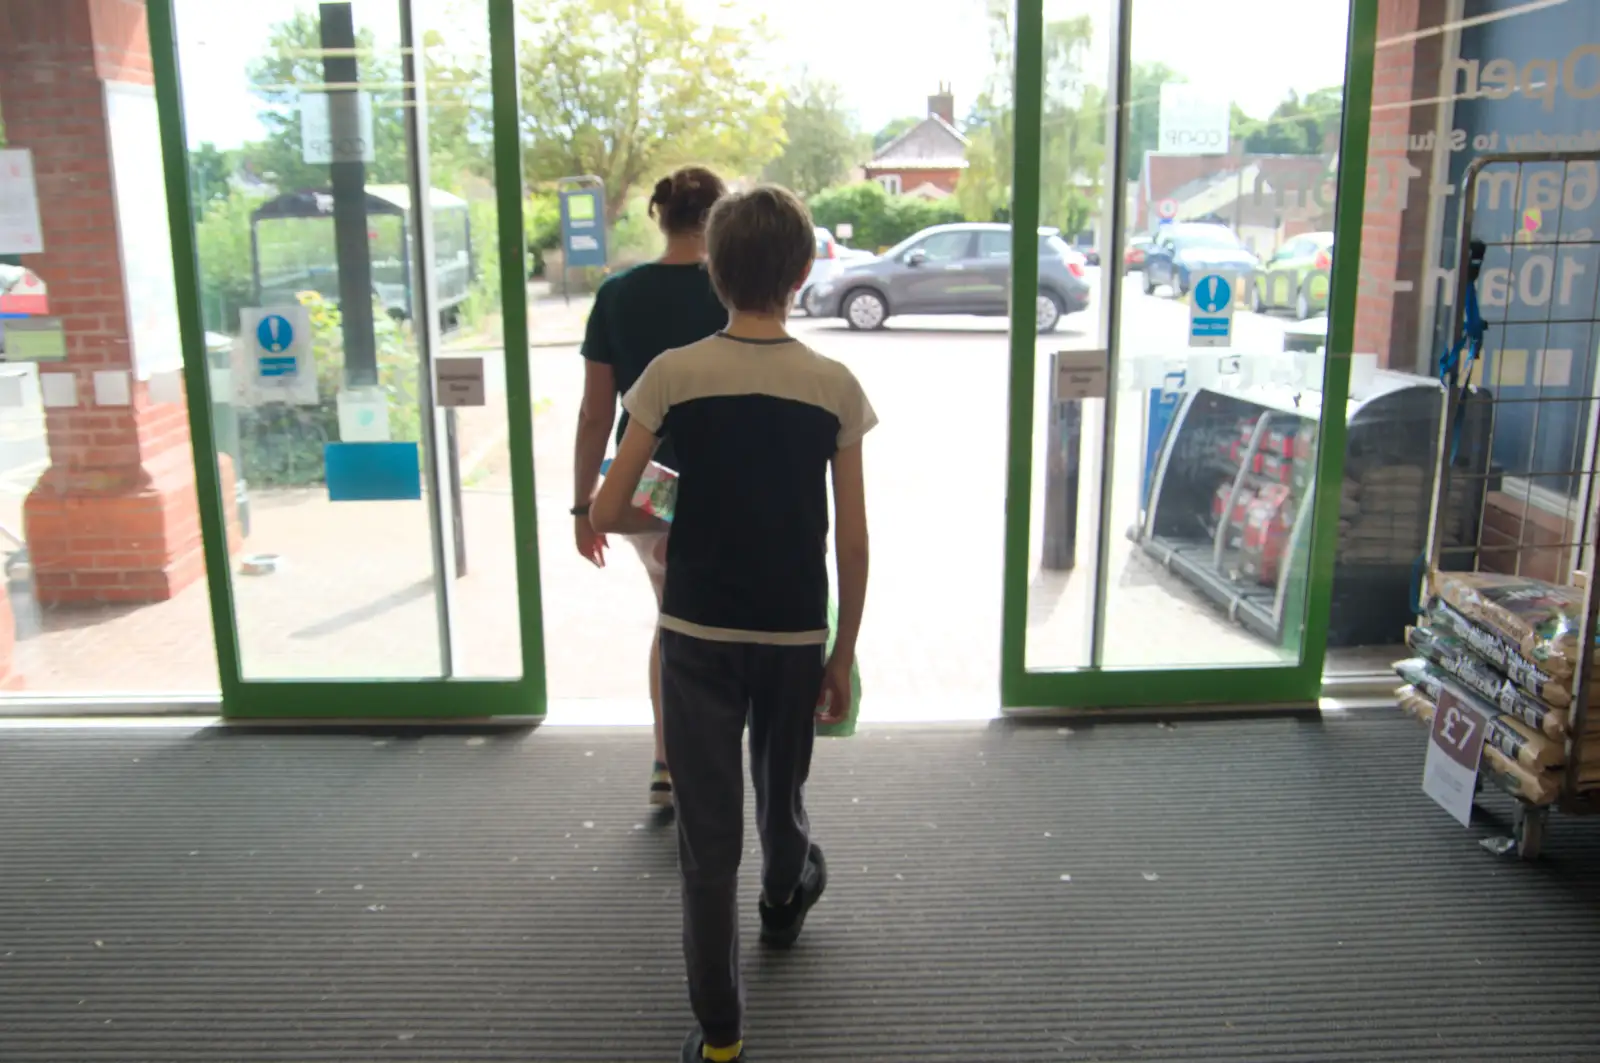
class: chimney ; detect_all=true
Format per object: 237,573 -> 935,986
927,82 -> 955,126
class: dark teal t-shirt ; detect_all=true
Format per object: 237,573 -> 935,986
581,262 -> 727,470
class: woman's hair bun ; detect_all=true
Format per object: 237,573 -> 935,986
648,167 -> 728,234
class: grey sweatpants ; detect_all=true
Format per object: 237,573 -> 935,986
659,628 -> 824,1046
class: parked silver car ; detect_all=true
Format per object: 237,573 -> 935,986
795,227 -> 852,314
807,223 -> 1091,333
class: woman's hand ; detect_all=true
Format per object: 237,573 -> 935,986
575,515 -> 608,568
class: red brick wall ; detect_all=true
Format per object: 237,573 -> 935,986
87,0 -> 153,83
1353,0 -> 1451,370
1353,0 -> 1423,368
866,167 -> 962,197
0,0 -> 234,606
1480,493 -> 1576,585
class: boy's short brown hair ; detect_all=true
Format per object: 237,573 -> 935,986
704,185 -> 814,314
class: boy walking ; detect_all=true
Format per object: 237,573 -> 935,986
591,185 -> 874,1062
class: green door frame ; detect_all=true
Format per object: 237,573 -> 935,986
998,0 -> 1378,711
148,0 -> 544,720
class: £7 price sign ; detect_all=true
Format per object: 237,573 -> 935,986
1422,688 -> 1491,827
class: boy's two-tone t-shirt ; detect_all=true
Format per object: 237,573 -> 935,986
622,333 -> 876,645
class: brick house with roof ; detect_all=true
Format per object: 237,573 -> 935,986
863,85 -> 970,200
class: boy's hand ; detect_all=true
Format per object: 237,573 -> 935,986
817,652 -> 853,725
575,516 -> 607,567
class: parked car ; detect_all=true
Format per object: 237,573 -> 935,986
801,243 -> 876,314
1142,223 -> 1258,297
807,223 -> 1092,333
1251,231 -> 1333,319
1123,235 -> 1153,272
795,226 -> 846,314
1071,237 -> 1101,266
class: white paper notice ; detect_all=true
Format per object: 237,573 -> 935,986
0,371 -> 27,410
41,373 -> 78,409
105,84 -> 183,380
1053,350 -> 1108,400
94,370 -> 132,407
148,369 -> 185,406
437,357 -> 487,407
0,149 -> 45,255
337,387 -> 392,442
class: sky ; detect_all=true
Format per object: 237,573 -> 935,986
174,0 -> 1351,151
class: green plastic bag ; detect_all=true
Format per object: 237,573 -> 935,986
816,598 -> 862,738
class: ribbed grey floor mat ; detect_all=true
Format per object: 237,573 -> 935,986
2,713 -> 1598,1062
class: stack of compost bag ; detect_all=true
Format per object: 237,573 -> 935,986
1394,571 -> 1600,806
1340,465 -> 1429,565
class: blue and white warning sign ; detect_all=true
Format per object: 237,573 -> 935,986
1188,272 -> 1235,348
241,305 -> 317,405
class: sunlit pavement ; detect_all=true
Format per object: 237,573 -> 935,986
0,273 -> 1304,716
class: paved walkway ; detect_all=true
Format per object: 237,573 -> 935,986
1,283 -> 1314,712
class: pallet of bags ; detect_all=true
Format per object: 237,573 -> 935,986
1403,624 -> 1570,739
1394,683 -> 1561,805
1431,571 -> 1600,711
1426,596 -> 1587,711
1341,465 -> 1429,564
1393,659 -> 1565,771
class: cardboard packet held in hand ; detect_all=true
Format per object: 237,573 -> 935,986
600,458 -> 679,524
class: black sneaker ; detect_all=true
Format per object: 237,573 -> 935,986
650,761 -> 673,808
680,1030 -> 744,1062
758,842 -> 827,947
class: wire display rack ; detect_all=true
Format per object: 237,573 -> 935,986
1424,150 -> 1600,857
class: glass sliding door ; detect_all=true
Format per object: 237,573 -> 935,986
1000,0 -> 1378,709
150,0 -> 542,717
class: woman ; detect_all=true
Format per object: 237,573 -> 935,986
571,166 -> 728,807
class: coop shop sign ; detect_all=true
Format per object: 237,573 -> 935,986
300,91 -> 375,165
1158,83 -> 1229,155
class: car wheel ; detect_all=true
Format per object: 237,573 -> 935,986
1142,269 -> 1155,295
1176,270 -> 1190,298
1036,291 -> 1064,334
844,289 -> 887,331
1295,289 -> 1311,320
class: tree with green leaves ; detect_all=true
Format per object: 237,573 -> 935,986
958,0 -> 1101,234
241,11 -> 410,191
188,142 -> 237,221
1125,62 -> 1182,182
240,13 -> 493,193
809,181 -> 963,252
517,0 -> 785,223
417,29 -> 495,190
1232,88 -> 1343,155
763,71 -> 864,199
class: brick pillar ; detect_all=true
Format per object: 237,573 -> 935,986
0,0 -> 237,605
1353,0 -> 1424,367
1354,0 -> 1451,370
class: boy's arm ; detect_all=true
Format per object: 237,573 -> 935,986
590,418 -> 666,535
829,440 -> 869,665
